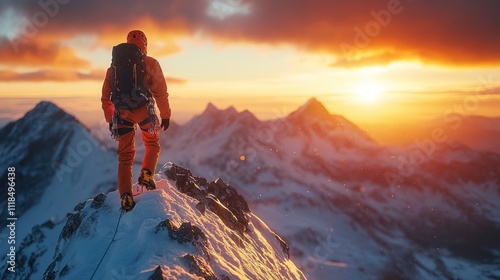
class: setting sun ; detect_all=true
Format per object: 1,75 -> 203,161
354,81 -> 385,103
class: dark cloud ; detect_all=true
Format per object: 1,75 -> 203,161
0,0 -> 204,71
199,0 -> 500,67
3,0 -> 204,37
2,0 -> 500,68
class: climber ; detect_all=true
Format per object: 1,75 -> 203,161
101,30 -> 171,212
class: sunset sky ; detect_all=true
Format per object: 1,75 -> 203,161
0,0 -> 499,131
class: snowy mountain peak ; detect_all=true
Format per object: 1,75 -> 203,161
182,103 -> 260,143
42,164 -> 305,280
25,101 -> 78,125
289,97 -> 331,120
0,101 -> 118,279
224,105 -> 238,115
201,103 -> 238,118
33,101 -> 64,115
239,109 -> 259,123
278,98 -> 374,145
1,101 -> 80,141
202,102 -> 219,115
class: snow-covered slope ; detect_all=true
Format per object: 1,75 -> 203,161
153,98 -> 500,280
3,100 -> 499,280
0,101 -> 117,279
41,163 -> 305,280
0,102 -> 116,228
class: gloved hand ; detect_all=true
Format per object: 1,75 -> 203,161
161,119 -> 170,131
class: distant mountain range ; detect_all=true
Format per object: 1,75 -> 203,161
1,99 -> 499,280
158,98 -> 500,279
364,115 -> 500,154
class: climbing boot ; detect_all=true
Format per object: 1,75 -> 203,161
121,193 -> 135,212
138,168 -> 156,190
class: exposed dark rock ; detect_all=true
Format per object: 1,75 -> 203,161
177,222 -> 208,246
205,195 -> 245,234
42,220 -> 56,229
79,211 -> 99,238
275,234 -> 291,259
24,245 -> 45,274
0,220 -> 59,280
20,220 -> 55,248
90,193 -> 106,209
60,212 -> 82,240
156,219 -> 208,247
213,178 -> 250,210
208,178 -> 249,227
59,265 -> 70,278
73,201 -> 86,212
156,219 -> 175,234
42,270 -> 55,280
182,254 -> 218,280
149,265 -> 164,280
165,165 -> 205,200
43,253 -> 62,280
165,164 -> 250,234
156,219 -> 210,261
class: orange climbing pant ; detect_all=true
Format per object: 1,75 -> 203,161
116,106 -> 159,196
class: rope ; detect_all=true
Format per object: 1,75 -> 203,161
133,63 -> 137,87
147,97 -> 159,134
89,210 -> 124,280
111,111 -> 119,141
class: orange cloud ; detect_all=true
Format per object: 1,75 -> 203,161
0,68 -> 187,84
0,38 -> 90,68
166,76 -> 187,84
2,0 -> 500,68
198,0 -> 500,67
0,69 -> 103,82
331,50 -> 408,68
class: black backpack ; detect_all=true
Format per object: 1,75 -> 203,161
110,43 -> 150,109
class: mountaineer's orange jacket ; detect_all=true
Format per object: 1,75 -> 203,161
101,56 -> 171,123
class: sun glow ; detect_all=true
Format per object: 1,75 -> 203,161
353,81 -> 385,103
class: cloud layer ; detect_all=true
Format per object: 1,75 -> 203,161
1,0 -> 499,82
